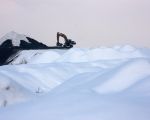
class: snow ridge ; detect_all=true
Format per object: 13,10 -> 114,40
0,31 -> 29,46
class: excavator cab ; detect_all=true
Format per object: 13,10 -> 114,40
57,32 -> 76,48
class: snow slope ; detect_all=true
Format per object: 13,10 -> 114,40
0,45 -> 150,120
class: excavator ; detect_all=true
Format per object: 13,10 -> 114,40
0,32 -> 76,65
56,32 -> 76,48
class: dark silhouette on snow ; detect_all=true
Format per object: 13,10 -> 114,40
0,32 -> 76,65
57,32 -> 76,48
20,37 -> 49,49
0,39 -> 13,48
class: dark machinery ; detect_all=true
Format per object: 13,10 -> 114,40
56,32 -> 76,48
0,32 -> 76,65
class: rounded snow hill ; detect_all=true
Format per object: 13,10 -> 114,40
93,59 -> 150,94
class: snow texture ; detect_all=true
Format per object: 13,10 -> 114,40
0,45 -> 150,120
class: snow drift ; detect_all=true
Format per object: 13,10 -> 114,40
94,59 -> 150,94
0,44 -> 150,120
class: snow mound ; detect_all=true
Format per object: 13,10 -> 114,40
27,51 -> 61,64
0,31 -> 28,46
0,60 -> 102,107
94,59 -> 150,94
8,45 -> 149,65
57,45 -> 146,63
0,62 -> 101,93
8,50 -> 48,65
8,50 -> 67,65
0,45 -> 150,120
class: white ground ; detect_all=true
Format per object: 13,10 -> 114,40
0,45 -> 150,120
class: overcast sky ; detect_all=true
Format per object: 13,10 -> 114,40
0,0 -> 150,47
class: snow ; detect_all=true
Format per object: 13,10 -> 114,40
0,74 -> 31,107
28,51 -> 61,64
0,45 -> 150,120
8,45 -> 148,65
0,31 -> 29,46
94,59 -> 150,94
7,50 -> 67,64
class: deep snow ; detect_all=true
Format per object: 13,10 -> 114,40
0,45 -> 150,120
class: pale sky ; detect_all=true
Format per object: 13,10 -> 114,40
0,0 -> 150,47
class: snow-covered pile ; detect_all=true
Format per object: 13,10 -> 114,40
8,45 -> 149,65
0,31 -> 28,46
8,50 -> 64,65
0,45 -> 150,120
